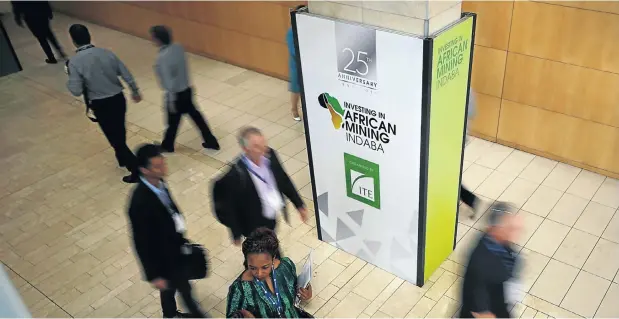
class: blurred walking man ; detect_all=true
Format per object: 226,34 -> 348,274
66,24 -> 141,183
149,25 -> 219,153
12,1 -> 66,63
460,202 -> 523,318
128,144 -> 207,318
213,126 -> 307,247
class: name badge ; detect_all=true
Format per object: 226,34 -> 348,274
172,213 -> 186,233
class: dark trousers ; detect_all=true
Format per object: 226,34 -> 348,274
90,93 -> 137,175
162,87 -> 217,150
25,18 -> 64,60
460,186 -> 477,208
160,279 -> 205,318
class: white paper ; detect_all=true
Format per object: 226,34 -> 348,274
297,250 -> 313,289
504,279 -> 524,305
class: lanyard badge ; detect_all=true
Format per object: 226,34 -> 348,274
255,266 -> 283,317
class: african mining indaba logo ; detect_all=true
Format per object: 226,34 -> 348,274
335,22 -> 378,91
318,93 -> 396,153
345,153 -> 380,209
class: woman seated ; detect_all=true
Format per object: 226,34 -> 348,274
226,228 -> 312,318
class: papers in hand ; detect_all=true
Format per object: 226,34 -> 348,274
297,250 -> 313,289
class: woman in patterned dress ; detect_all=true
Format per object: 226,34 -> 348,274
226,228 -> 312,318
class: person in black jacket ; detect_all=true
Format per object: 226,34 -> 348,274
222,126 -> 307,247
460,202 -> 523,318
127,144 -> 206,318
11,1 -> 66,64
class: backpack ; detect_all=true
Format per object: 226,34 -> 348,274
212,159 -> 246,227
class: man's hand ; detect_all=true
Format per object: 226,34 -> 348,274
132,92 -> 142,103
239,310 -> 255,318
472,311 -> 496,318
298,207 -> 308,223
151,278 -> 168,290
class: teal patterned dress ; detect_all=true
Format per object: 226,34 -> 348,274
226,257 -> 299,318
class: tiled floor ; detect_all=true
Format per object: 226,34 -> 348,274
1,14 -> 618,319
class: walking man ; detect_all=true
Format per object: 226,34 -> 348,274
128,144 -> 207,318
460,202 -> 523,318
215,126 -> 307,246
66,24 -> 141,183
462,89 -> 481,217
12,1 -> 66,64
149,25 -> 219,152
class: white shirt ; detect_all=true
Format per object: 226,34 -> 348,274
243,156 -> 283,220
140,177 -> 186,233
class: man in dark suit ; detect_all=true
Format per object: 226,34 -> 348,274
127,144 -> 206,318
460,202 -> 523,318
221,126 -> 307,246
11,1 -> 66,64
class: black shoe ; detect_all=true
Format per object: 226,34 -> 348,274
122,174 -> 139,183
164,312 -> 194,318
45,58 -> 58,64
202,141 -> 220,151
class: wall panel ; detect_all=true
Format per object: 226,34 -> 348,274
468,93 -> 500,141
53,1 -> 302,79
537,1 -> 619,15
462,0 -> 513,50
509,1 -> 619,73
498,100 -> 619,174
503,52 -> 619,127
470,45 -> 507,98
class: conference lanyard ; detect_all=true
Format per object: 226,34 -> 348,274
243,157 -> 272,188
75,44 -> 94,53
254,267 -> 283,317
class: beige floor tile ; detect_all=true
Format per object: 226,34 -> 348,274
314,297 -> 341,317
547,193 -> 589,227
522,185 -> 564,218
496,149 -> 536,176
353,267 -> 396,301
515,210 -> 544,247
553,228 -> 599,268
561,271 -> 611,317
379,281 -> 424,317
498,177 -> 540,209
583,238 -> 619,281
461,163 -> 493,191
424,270 -> 459,301
426,295 -> 460,318
519,248 -> 551,292
602,211 -> 619,244
463,137 -> 493,162
573,202 -> 616,236
327,292 -> 370,318
595,282 -> 619,318
475,143 -> 513,169
475,170 -> 517,200
566,170 -> 605,200
521,305 -> 539,317
519,157 -> 558,184
405,296 -> 436,318
542,163 -> 581,192
525,219 -> 570,257
530,259 -> 579,305
312,258 -> 347,295
592,178 -> 619,209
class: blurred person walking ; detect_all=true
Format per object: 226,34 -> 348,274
213,126 -> 307,247
460,202 -> 523,318
286,5 -> 306,121
66,24 -> 142,183
149,25 -> 219,153
11,1 -> 66,64
461,89 -> 481,217
127,144 -> 208,318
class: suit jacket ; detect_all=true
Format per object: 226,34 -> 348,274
12,1 -> 52,24
223,148 -> 304,240
127,179 -> 187,282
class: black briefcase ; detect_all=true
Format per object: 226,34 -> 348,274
183,243 -> 208,280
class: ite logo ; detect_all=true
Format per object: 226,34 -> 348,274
318,93 -> 345,130
344,153 -> 381,209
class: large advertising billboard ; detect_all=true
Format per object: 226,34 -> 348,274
295,13 -> 425,283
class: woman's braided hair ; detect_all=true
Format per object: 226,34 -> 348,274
242,227 -> 280,260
